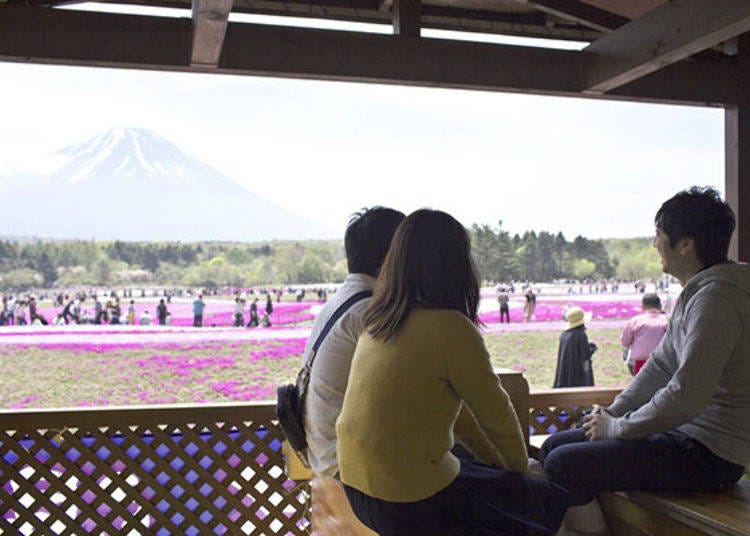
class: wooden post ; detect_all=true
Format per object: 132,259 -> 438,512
393,0 -> 420,38
726,32 -> 750,261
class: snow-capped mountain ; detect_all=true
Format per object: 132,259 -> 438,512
0,128 -> 334,241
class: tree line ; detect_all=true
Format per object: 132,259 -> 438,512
0,227 -> 662,290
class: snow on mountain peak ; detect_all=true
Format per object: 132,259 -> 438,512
53,127 -> 219,187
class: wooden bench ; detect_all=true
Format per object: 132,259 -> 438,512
599,478 -> 750,536
307,380 -> 750,535
529,388 -> 750,535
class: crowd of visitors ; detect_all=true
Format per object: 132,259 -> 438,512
0,289 -> 290,329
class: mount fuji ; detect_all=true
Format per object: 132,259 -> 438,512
0,128 -> 334,241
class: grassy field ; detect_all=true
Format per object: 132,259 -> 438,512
485,327 -> 630,390
0,326 -> 629,409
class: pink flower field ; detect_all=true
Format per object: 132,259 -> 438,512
479,297 -> 643,324
0,338 -> 308,409
1,294 -> 652,408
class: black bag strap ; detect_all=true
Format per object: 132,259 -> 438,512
311,290 -> 373,353
297,289 -> 372,390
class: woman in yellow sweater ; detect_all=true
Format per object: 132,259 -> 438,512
337,209 -> 578,535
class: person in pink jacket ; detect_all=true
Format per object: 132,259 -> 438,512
620,293 -> 668,375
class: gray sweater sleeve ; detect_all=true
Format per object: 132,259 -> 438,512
607,291 -> 742,439
608,332 -> 674,416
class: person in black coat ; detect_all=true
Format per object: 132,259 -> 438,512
553,306 -> 597,388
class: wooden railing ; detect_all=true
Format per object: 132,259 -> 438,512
0,383 -> 623,535
0,403 -> 308,535
528,386 -> 623,436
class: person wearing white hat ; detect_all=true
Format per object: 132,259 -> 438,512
553,306 -> 596,388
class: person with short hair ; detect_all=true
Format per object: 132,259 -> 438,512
127,300 -> 136,325
303,206 -> 405,478
157,298 -> 168,326
234,298 -> 244,327
338,209 -> 578,535
193,294 -> 205,327
542,187 -> 750,515
247,298 -> 259,327
620,293 -> 668,375
497,288 -> 510,323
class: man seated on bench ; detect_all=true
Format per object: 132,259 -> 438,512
303,207 -> 404,478
542,187 -> 750,512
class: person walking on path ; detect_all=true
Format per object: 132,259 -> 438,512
552,306 -> 596,388
157,299 -> 168,326
127,300 -> 136,325
620,293 -> 668,375
94,295 -> 103,324
541,187 -> 750,533
193,294 -> 205,327
234,297 -> 245,327
15,301 -> 27,325
523,287 -> 536,322
497,288 -> 510,323
247,298 -> 259,327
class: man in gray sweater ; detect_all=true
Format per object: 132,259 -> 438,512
542,187 -> 748,500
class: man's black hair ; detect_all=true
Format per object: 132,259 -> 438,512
642,293 -> 661,310
654,186 -> 736,267
345,207 -> 405,277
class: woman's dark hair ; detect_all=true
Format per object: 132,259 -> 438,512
654,186 -> 735,267
363,209 -> 481,342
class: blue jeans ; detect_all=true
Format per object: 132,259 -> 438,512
344,458 -> 579,535
541,428 -> 744,503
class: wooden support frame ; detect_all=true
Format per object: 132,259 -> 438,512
583,0 -> 750,94
527,0 -> 628,33
393,0 -> 419,38
191,0 -> 233,68
726,33 -> 750,262
0,5 -> 740,107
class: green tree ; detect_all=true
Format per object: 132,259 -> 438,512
571,259 -> 597,279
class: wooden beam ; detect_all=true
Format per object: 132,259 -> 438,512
526,0 -> 628,33
393,0 -> 419,37
191,0 -> 233,68
220,21 -> 582,93
583,0 -> 750,94
0,6 -> 739,106
0,5 -> 191,68
726,33 -> 750,262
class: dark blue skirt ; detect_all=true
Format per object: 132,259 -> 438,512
343,458 -> 578,535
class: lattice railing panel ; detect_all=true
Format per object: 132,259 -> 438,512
528,387 -> 623,436
0,403 -> 309,536
529,406 -> 588,436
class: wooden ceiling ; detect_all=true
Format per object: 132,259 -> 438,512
1,0 -> 749,106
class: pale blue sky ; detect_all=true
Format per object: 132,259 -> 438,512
0,6 -> 725,240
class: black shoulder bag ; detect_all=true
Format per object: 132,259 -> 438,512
276,290 -> 372,465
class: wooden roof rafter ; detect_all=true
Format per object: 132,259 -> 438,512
0,4 -> 739,107
522,0 -> 629,33
582,0 -> 750,94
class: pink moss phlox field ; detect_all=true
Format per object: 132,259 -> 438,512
1,336 -> 309,408
479,299 -> 642,324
